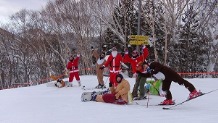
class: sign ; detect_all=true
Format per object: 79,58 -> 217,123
129,40 -> 149,45
128,35 -> 149,45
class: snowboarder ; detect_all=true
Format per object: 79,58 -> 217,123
140,61 -> 202,105
85,74 -> 130,105
66,54 -> 81,87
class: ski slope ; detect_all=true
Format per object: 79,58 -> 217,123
0,75 -> 218,123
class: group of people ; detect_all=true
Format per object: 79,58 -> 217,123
64,44 -> 202,105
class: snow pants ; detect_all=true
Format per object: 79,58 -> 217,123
69,72 -> 80,82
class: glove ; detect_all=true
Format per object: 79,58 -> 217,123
146,67 -> 151,73
145,83 -> 151,90
142,45 -> 146,49
132,73 -> 137,78
99,65 -> 105,70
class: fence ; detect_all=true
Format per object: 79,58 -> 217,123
1,69 -> 218,90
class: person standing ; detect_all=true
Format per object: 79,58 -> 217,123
133,61 -> 152,100
91,47 -> 106,89
66,54 -> 81,87
123,45 -> 149,98
100,47 -> 123,93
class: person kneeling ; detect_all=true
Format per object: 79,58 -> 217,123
92,74 -> 130,105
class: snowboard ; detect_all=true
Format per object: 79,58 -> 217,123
81,90 -> 109,102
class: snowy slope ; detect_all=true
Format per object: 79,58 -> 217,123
0,75 -> 218,123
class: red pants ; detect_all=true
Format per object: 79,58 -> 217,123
102,94 -> 127,105
69,72 -> 80,82
109,72 -> 119,86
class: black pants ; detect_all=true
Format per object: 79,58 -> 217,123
162,76 -> 196,100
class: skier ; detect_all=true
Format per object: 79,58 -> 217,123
91,46 -> 106,89
100,47 -> 123,93
90,74 -> 130,105
139,61 -> 202,105
123,45 -> 149,98
66,54 -> 81,87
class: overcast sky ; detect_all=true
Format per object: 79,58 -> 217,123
0,0 -> 53,24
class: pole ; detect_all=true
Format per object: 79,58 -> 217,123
136,0 -> 142,52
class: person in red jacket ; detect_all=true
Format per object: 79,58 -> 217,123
123,46 -> 149,77
66,54 -> 81,87
100,47 -> 123,93
123,45 -> 149,98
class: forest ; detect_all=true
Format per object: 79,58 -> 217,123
0,0 -> 217,89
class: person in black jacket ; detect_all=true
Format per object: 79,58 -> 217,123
139,61 -> 202,105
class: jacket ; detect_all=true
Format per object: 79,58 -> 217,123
67,55 -> 80,73
123,47 -> 149,73
114,79 -> 130,102
104,53 -> 123,73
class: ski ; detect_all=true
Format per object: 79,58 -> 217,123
133,96 -> 147,101
163,89 -> 218,110
132,102 -> 173,107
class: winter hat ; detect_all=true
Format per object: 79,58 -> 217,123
69,56 -> 74,61
116,74 -> 123,83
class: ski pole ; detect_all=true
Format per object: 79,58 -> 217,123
146,91 -> 150,108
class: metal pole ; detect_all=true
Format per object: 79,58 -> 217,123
137,0 -> 142,52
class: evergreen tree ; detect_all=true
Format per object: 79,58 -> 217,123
175,5 -> 208,75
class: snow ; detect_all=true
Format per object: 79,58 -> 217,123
0,75 -> 218,123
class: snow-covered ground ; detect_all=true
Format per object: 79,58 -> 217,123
0,75 -> 218,123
